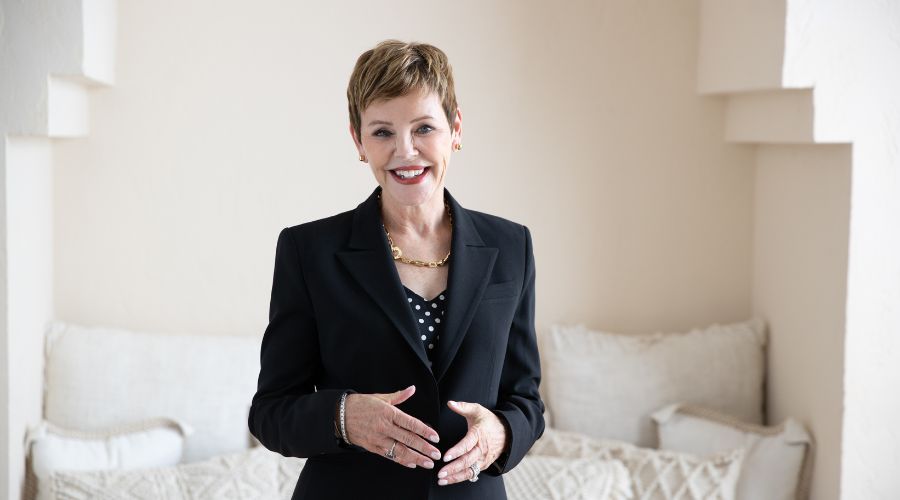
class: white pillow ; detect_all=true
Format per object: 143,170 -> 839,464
25,417 -> 193,500
542,317 -> 766,446
529,426 -> 745,500
504,454 -> 632,500
43,321 -> 260,462
47,445 -> 301,500
275,450 -> 306,500
652,404 -> 813,500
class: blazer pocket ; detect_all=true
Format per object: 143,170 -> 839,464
481,280 -> 519,301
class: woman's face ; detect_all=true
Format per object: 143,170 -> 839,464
352,87 -> 461,208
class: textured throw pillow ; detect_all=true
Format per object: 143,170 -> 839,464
652,404 -> 813,500
43,321 -> 260,463
47,445 -> 304,500
275,453 -> 305,499
542,317 -> 766,446
25,417 -> 192,500
529,426 -> 745,500
504,455 -> 632,500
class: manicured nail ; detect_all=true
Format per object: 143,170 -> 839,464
430,435 -> 440,443
438,479 -> 448,485
449,400 -> 457,406
444,454 -> 454,462
423,461 -> 434,469
406,462 -> 416,468
438,471 -> 448,478
430,452 -> 441,460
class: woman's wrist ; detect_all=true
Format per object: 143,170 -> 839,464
334,395 -> 342,438
335,390 -> 354,446
492,410 -> 511,452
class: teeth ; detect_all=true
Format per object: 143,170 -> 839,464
395,168 -> 425,178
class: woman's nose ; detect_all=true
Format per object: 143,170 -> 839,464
394,133 -> 418,158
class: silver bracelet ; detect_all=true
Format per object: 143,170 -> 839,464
339,391 -> 351,445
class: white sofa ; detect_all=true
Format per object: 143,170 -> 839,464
25,318 -> 812,500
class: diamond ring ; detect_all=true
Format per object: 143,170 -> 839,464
468,462 -> 480,482
385,440 -> 397,460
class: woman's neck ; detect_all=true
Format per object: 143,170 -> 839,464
380,190 -> 449,239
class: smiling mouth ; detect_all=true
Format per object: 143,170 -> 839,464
390,167 -> 430,180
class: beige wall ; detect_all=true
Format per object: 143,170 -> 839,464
753,144 -> 851,500
53,0 -> 755,339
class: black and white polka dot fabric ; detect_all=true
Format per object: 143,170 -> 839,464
403,286 -> 447,366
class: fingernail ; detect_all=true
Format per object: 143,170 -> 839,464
449,400 -> 457,406
430,435 -> 440,443
423,461 -> 434,469
444,454 -> 454,462
430,451 -> 441,460
438,471 -> 448,478
406,462 -> 416,468
438,479 -> 448,486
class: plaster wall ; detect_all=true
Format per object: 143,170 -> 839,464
0,137 -> 7,500
53,0 -> 755,343
697,0 -> 786,93
779,1 -> 900,497
0,1 -> 83,136
3,138 -> 54,500
752,144 -> 851,500
1,0 -> 99,497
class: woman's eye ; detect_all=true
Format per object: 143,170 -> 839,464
372,125 -> 432,137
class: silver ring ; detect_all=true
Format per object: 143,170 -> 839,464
468,462 -> 480,482
385,440 -> 397,460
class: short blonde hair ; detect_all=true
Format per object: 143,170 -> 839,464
347,39 -> 458,141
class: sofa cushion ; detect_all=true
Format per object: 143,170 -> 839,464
25,417 -> 191,500
46,445 -> 301,500
529,426 -> 745,500
541,318 -> 766,447
504,454 -> 632,500
43,321 -> 260,462
652,403 -> 813,500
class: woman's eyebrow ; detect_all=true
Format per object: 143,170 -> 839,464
367,115 -> 433,127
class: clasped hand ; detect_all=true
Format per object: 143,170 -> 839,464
342,385 -> 508,485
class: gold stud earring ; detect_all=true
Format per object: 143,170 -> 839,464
454,143 -> 462,151
359,154 -> 367,162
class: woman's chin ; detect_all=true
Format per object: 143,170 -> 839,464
381,179 -> 437,206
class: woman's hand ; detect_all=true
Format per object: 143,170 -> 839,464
343,385 -> 443,469
437,400 -> 509,486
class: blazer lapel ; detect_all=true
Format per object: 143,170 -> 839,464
335,186 -> 498,381
336,187 -> 430,369
432,190 -> 498,382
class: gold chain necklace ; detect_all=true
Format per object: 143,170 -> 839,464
378,193 -> 452,268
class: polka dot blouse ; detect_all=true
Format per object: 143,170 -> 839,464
403,286 -> 447,366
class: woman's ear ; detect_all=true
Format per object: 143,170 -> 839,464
349,123 -> 364,155
452,107 -> 462,144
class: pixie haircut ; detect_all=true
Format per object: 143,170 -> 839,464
347,39 -> 458,141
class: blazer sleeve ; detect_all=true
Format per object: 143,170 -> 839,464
248,227 -> 360,458
483,225 -> 546,476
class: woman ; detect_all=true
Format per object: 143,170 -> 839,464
248,39 -> 545,500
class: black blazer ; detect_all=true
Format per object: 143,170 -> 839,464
248,186 -> 545,500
